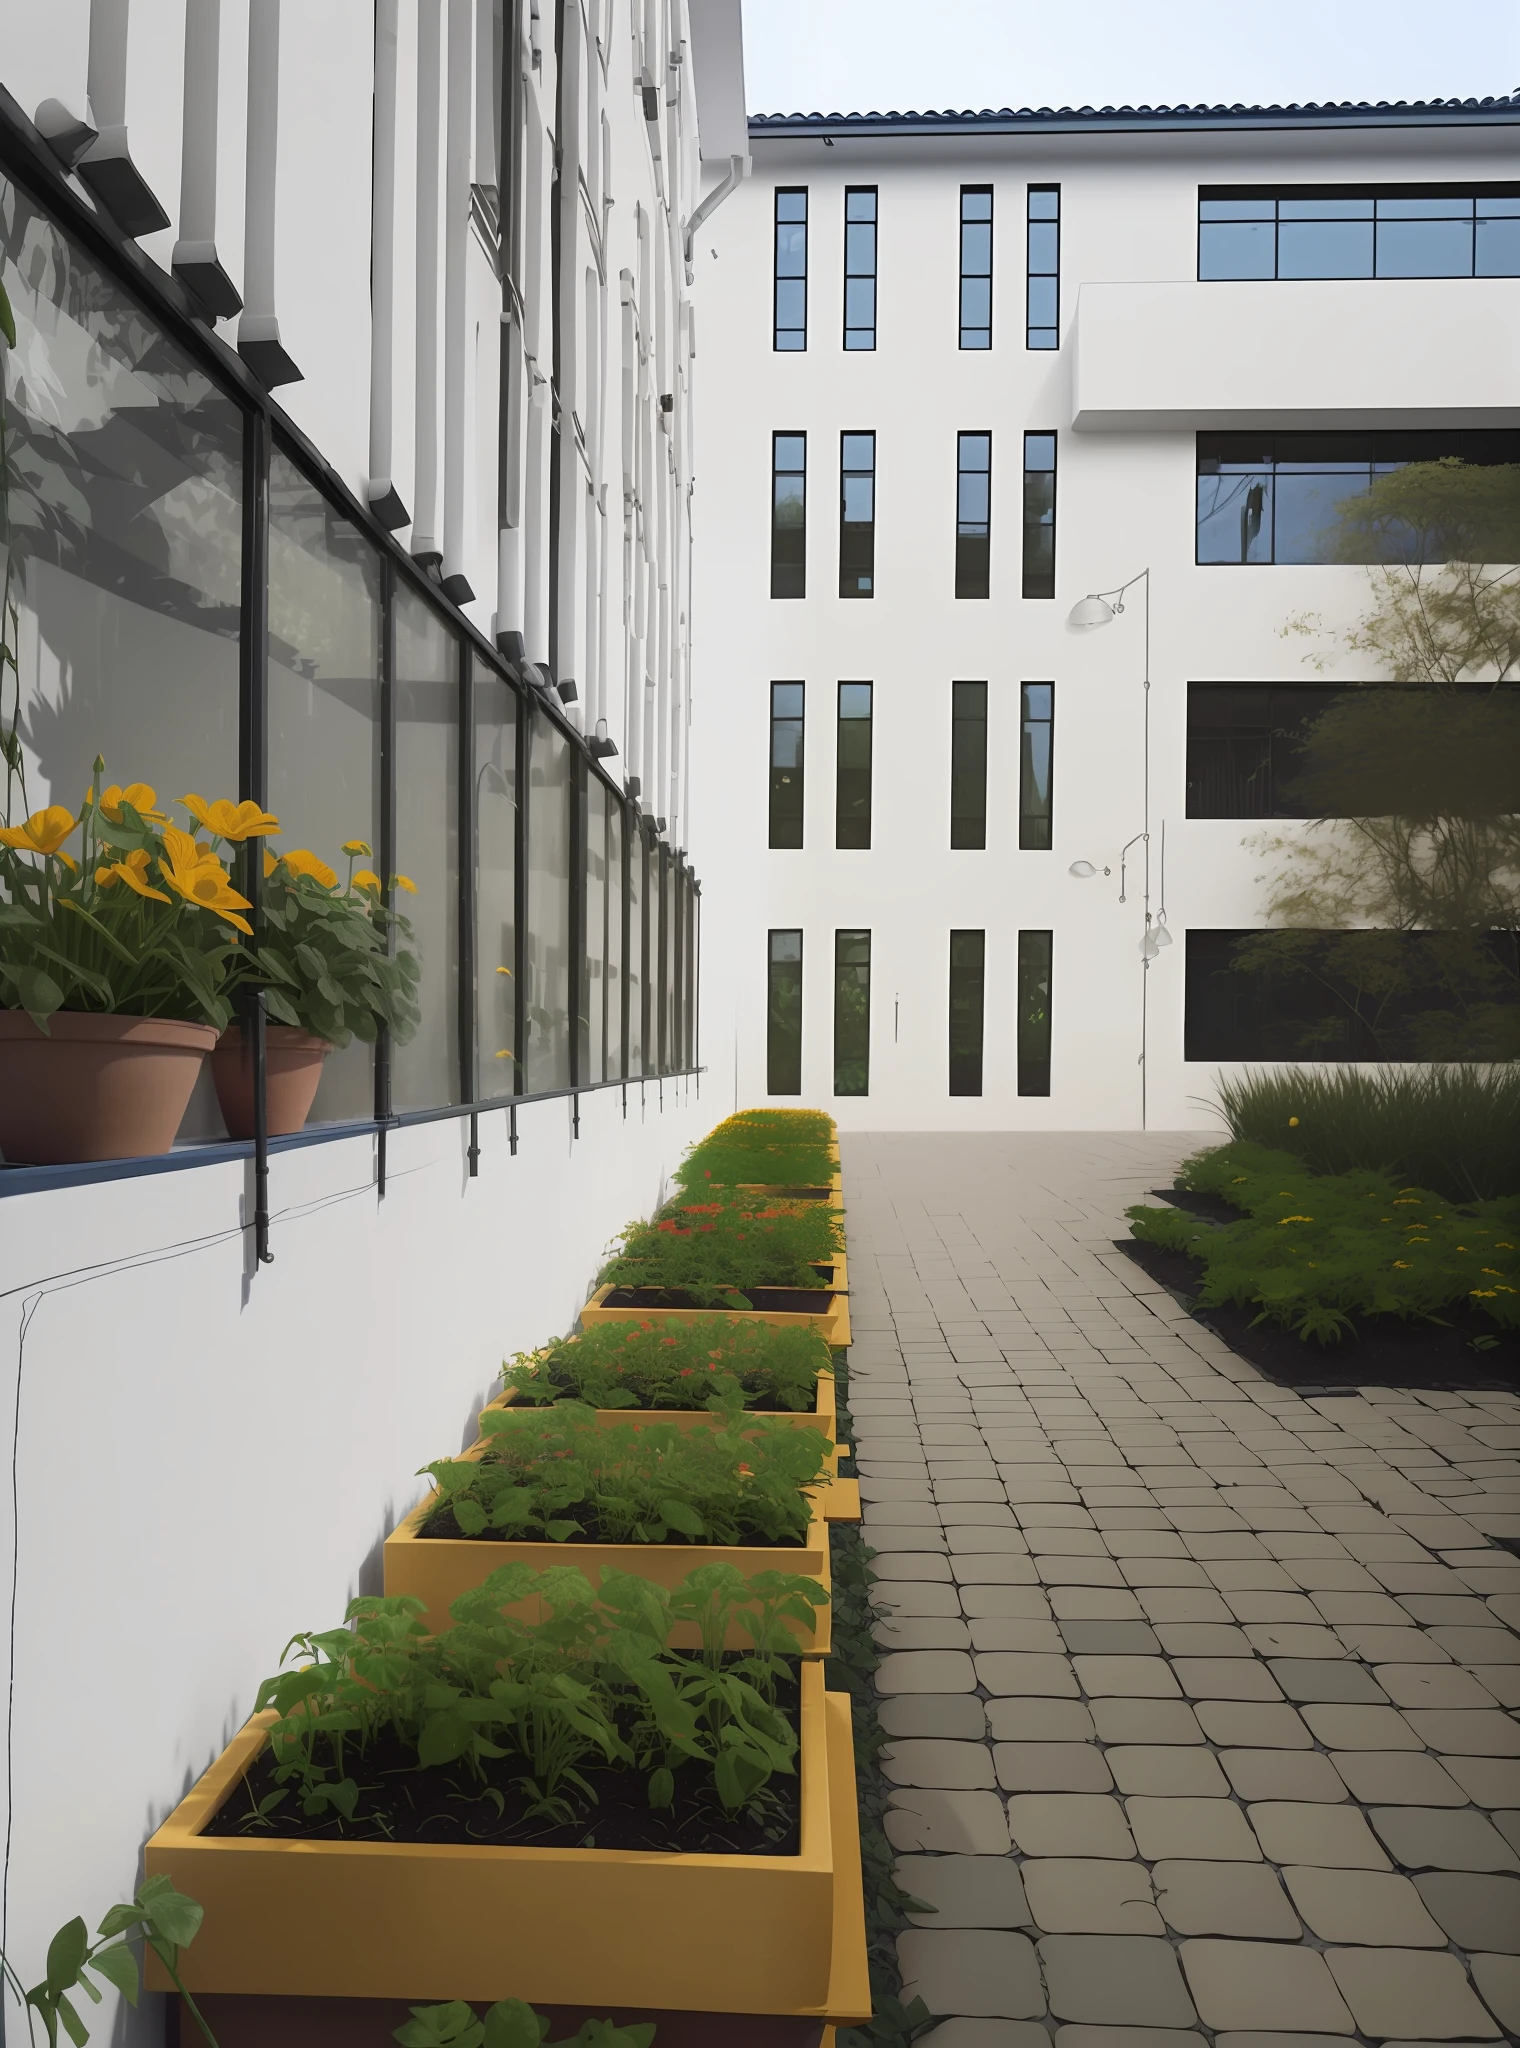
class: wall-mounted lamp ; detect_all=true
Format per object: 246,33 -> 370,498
1068,860 -> 1111,879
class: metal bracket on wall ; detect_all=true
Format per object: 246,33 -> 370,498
571,1091 -> 580,1140
509,1103 -> 519,1156
468,1111 -> 480,1176
621,1083 -> 628,1120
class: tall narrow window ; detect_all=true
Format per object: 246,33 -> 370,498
1027,185 -> 1060,348
948,931 -> 985,1097
844,187 -> 877,349
1023,432 -> 1056,600
836,683 -> 873,848
770,682 -> 805,848
774,188 -> 807,349
960,186 -> 992,348
1018,931 -> 1053,1095
834,930 -> 871,1095
1019,683 -> 1054,849
768,929 -> 803,1094
956,432 -> 991,598
840,432 -> 876,598
771,432 -> 806,598
950,682 -> 988,850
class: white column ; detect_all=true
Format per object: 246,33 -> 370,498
367,0 -> 406,527
78,0 -> 169,236
440,0 -> 474,601
237,0 -> 300,386
412,0 -> 443,562
172,0 -> 241,317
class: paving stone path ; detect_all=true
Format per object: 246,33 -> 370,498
838,1131 -> 1520,2048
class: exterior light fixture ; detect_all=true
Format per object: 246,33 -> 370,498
1068,860 -> 1111,879
1067,593 -> 1117,630
588,718 -> 618,761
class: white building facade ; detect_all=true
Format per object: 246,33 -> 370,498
689,96 -> 1520,1133
0,3 -> 745,2033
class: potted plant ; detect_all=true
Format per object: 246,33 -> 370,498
209,831 -> 421,1139
0,768 -> 258,1163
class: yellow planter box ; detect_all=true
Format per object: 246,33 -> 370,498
480,1367 -> 838,1441
146,1664 -> 859,2019
384,1472 -> 833,1654
581,1285 -> 848,1348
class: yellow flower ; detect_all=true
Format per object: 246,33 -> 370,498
342,839 -> 372,858
1497,1242 -> 1515,1250
1482,1268 -> 1505,1276
1278,1215 -> 1313,1224
98,782 -> 167,825
496,965 -> 512,975
283,849 -> 338,889
493,1048 -> 514,1058
1471,1289 -> 1497,1299
393,873 -> 418,894
1288,1116 -> 1299,1127
0,804 -> 77,856
158,825 -> 254,935
95,848 -> 169,904
351,868 -> 382,894
181,795 -> 280,841
1392,1260 -> 1411,1270
1392,1198 -> 1421,1206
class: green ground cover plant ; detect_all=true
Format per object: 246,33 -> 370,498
421,1397 -> 832,1546
1127,1140 -> 1520,1344
502,1317 -> 832,1412
1214,1065 -> 1520,1202
658,1189 -> 844,1261
674,1112 -> 836,1192
705,1108 -> 835,1146
600,1201 -> 840,1304
242,1562 -> 822,1831
396,2003 -> 651,2048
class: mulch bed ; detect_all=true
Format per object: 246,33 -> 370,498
602,1287 -> 837,1314
1117,1190 -> 1519,1391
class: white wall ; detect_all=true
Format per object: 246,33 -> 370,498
688,122 -> 1520,1135
0,1081 -> 707,2042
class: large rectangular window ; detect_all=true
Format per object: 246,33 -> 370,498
960,186 -> 992,348
835,683 -> 872,849
844,187 -> 877,349
1019,682 -> 1054,850
839,432 -> 876,598
1186,929 -> 1520,1063
950,682 -> 988,850
1023,433 -> 1057,599
771,433 -> 807,598
769,682 -> 805,848
643,826 -> 661,1075
834,930 -> 870,1096
1196,430 -> 1520,566
524,710 -> 573,1093
473,659 -> 518,1098
1017,931 -> 1053,1096
768,929 -> 803,1094
955,432 -> 991,599
1199,185 -> 1520,282
1026,185 -> 1060,348
625,824 -> 643,1075
774,188 -> 808,348
581,767 -> 607,1083
392,587 -> 462,1110
948,930 -> 985,1097
605,795 -> 625,1078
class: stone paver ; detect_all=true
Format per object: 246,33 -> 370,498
846,1132 -> 1520,2037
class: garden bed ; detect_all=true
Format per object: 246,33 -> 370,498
599,1286 -> 838,1314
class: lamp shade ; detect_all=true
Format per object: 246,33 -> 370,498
1153,921 -> 1174,949
1068,861 -> 1099,879
1067,594 -> 1115,630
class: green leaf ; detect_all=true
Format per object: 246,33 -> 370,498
656,1497 -> 706,1537
11,962 -> 66,1026
44,1918 -> 89,1996
0,274 -> 16,348
481,2001 -> 549,2048
263,987 -> 303,1028
84,1942 -> 139,2005
137,1875 -> 204,1948
394,2001 -> 486,2047
56,1991 -> 90,2048
647,1766 -> 674,1808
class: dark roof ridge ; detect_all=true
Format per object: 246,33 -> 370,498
749,95 -> 1520,129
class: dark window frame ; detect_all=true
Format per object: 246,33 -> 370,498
959,185 -> 993,349
0,118 -> 690,1202
767,927 -> 804,1095
833,928 -> 871,1096
843,185 -> 878,351
835,681 -> 873,849
1197,182 -> 1520,283
948,929 -> 986,1097
955,431 -> 991,600
839,430 -> 876,599
774,186 -> 808,348
1019,682 -> 1054,849
950,681 -> 988,851
769,681 -> 806,848
1026,184 -> 1060,348
771,430 -> 807,598
1017,930 -> 1053,1095
1022,431 -> 1057,600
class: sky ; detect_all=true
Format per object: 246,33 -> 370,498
740,0 -> 1520,117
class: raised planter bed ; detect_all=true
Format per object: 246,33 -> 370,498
483,1368 -> 839,1438
145,1663 -> 870,2031
582,1284 -> 850,1348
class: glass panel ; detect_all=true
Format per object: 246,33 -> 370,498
961,189 -> 993,222
774,189 -> 807,349
1376,195 -> 1472,219
642,830 -> 660,1074
840,434 -> 875,599
524,711 -> 572,1092
1198,221 -> 1275,279
836,682 -> 872,850
774,279 -> 806,338
776,191 -> 807,223
1022,435 -> 1056,600
625,826 -> 642,1073
1025,275 -> 1058,329
948,929 -> 984,1097
959,277 -> 992,340
775,226 -> 807,277
1277,219 -> 1373,278
1278,196 -> 1374,218
1019,682 -> 1053,851
956,433 -> 991,601
771,434 -> 806,599
1017,930 -> 1052,1096
960,221 -> 992,274
1476,214 -> 1520,276
1273,468 -> 1371,563
950,681 -> 987,850
268,452 -> 382,1124
1196,469 -> 1272,564
845,222 -> 876,270
605,795 -> 624,1078
473,659 -> 517,1096
1027,221 -> 1059,273
1376,218 -> 1473,277
767,928 -> 802,1095
0,173 -> 244,1142
770,680 -> 804,849
1199,197 -> 1276,220
1027,189 -> 1059,221
392,586 -> 461,1110
583,768 -> 607,1082
833,929 -> 870,1096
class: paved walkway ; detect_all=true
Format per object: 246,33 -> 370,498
839,1132 -> 1520,2048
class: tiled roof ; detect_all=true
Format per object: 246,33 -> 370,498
749,96 -> 1520,135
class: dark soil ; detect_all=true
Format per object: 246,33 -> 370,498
1149,1186 -> 1240,1225
205,1674 -> 801,1855
418,1498 -> 808,1546
602,1287 -> 837,1314
1117,1229 -> 1519,1391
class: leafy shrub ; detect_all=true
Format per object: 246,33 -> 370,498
247,1561 -> 824,1828
599,1203 -> 835,1302
659,1189 -> 844,1261
675,1113 -> 836,1192
397,2002 -> 651,2048
1214,1064 -> 1520,1202
706,1108 -> 835,1145
504,1317 -> 832,1412
1127,1140 -> 1520,1344
421,1396 -> 832,1546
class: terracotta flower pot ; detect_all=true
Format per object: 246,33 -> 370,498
210,1025 -> 332,1140
0,1011 -> 218,1165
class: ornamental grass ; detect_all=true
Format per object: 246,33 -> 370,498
503,1317 -> 832,1412
1213,1066 -> 1520,1203
1127,1140 -> 1520,1345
